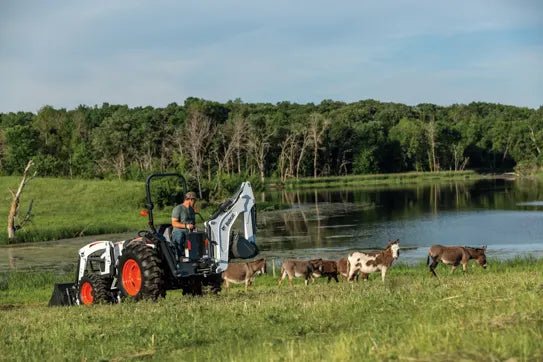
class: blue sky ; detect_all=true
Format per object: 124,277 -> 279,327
1,0 -> 542,113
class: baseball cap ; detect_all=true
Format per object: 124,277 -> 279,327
185,191 -> 198,200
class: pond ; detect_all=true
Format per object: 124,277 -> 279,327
256,177 -> 543,264
1,177 -> 542,273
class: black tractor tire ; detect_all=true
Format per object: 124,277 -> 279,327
78,274 -> 111,306
181,277 -> 203,296
202,273 -> 223,294
118,239 -> 165,301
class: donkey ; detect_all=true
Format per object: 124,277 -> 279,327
278,259 -> 324,287
338,258 -> 349,279
222,258 -> 267,291
314,260 -> 340,283
427,245 -> 487,277
347,239 -> 400,282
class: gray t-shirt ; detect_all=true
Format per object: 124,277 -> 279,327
172,204 -> 195,231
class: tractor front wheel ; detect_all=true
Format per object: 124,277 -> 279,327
118,240 -> 165,301
181,277 -> 203,296
78,274 -> 111,306
203,273 -> 223,294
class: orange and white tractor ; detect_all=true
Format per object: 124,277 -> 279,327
49,173 -> 258,306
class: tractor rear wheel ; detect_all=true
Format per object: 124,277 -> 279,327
118,239 -> 165,301
79,274 -> 111,306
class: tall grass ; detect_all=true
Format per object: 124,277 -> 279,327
0,258 -> 541,361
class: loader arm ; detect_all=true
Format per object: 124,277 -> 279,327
205,182 -> 257,272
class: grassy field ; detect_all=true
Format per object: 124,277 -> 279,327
0,176 -> 221,244
0,177 -> 148,243
0,258 -> 541,361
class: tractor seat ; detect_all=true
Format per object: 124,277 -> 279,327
157,224 -> 173,243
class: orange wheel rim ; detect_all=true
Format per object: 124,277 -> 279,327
80,282 -> 94,306
122,259 -> 142,296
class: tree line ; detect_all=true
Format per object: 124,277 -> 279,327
1,98 -> 542,199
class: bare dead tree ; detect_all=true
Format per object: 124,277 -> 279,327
426,117 -> 438,172
528,125 -> 541,156
94,150 -> 126,180
209,125 -> 236,196
7,160 -> 36,239
287,134 -> 298,178
216,141 -> 232,176
308,113 -> 330,178
230,115 -> 247,174
451,144 -> 469,171
278,133 -> 297,183
248,126 -> 270,183
182,108 -> 215,199
112,150 -> 126,180
339,150 -> 352,175
452,144 -> 464,171
460,156 -> 469,171
217,115 -> 246,176
295,128 -> 311,179
502,138 -> 512,162
172,127 -> 186,159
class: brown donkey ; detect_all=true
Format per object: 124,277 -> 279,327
278,259 -> 324,287
222,258 -> 267,291
314,260 -> 340,283
427,245 -> 487,277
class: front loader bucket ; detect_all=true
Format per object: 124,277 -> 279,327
48,282 -> 77,307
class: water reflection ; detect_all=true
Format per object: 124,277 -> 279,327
258,178 -> 543,263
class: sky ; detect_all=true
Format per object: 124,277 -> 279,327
1,0 -> 542,113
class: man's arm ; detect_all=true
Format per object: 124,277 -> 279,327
171,217 -> 194,230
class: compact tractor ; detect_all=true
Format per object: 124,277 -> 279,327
49,173 -> 258,306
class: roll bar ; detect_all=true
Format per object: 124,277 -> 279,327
145,173 -> 187,233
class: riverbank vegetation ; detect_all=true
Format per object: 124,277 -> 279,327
0,258 -> 541,361
2,99 -> 542,201
278,170 -> 479,189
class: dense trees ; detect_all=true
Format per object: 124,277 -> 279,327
0,99 -> 541,199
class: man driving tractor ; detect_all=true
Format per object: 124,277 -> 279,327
171,191 -> 198,259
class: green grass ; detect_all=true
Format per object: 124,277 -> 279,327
276,170 -> 481,190
0,176 -> 221,244
0,177 -> 148,243
0,258 -> 541,361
